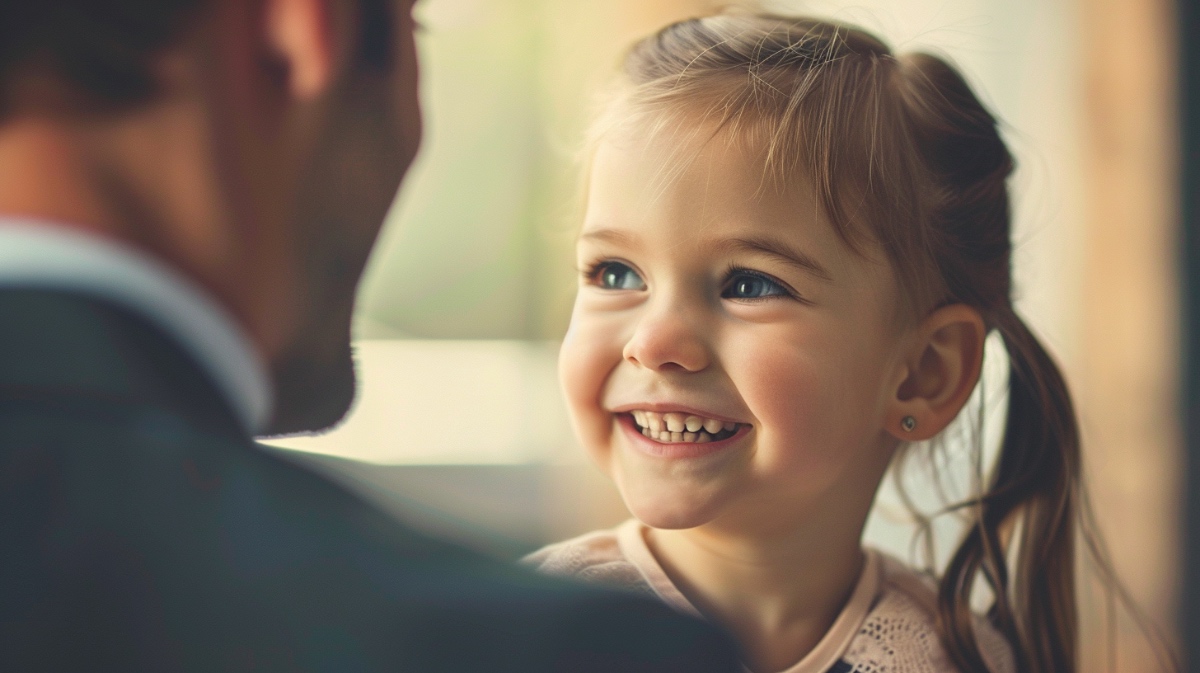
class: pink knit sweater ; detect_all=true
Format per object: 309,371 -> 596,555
525,520 -> 1015,673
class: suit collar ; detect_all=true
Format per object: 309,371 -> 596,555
0,290 -> 249,439
0,220 -> 273,434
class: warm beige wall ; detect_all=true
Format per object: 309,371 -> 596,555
1077,0 -> 1180,668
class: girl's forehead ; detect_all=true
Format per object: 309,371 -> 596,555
582,118 -> 896,292
585,124 -> 837,250
588,124 -> 814,220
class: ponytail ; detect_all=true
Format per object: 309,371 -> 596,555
938,309 -> 1079,672
939,307 -> 1179,673
896,49 -> 1082,673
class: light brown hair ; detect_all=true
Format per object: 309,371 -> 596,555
599,11 -> 1163,672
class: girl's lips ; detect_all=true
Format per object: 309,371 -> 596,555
616,413 -> 750,459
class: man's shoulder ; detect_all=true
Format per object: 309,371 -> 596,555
220,446 -> 738,672
0,402 -> 737,672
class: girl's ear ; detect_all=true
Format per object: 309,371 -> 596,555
886,304 -> 986,441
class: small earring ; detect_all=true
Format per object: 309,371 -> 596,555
901,416 -> 917,432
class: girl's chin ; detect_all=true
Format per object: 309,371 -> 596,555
613,475 -> 728,530
605,433 -> 748,529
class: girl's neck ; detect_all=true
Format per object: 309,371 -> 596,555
647,520 -> 866,673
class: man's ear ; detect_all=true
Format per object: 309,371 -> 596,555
886,304 -> 986,441
263,0 -> 341,99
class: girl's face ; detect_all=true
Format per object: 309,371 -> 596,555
560,121 -> 914,534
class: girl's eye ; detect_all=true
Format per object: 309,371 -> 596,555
723,271 -> 789,300
592,262 -> 646,291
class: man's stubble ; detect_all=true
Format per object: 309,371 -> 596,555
266,74 -> 418,437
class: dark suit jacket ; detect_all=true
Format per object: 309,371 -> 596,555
0,289 -> 739,672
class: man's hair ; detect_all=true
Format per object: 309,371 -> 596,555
0,0 -> 392,117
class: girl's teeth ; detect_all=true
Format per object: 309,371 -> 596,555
628,410 -> 743,444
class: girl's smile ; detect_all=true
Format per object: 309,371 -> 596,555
615,408 -> 752,460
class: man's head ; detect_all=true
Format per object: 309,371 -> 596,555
0,0 -> 423,434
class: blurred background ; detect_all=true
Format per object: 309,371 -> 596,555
266,0 -> 1181,669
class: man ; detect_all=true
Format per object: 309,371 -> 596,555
0,1 -> 739,670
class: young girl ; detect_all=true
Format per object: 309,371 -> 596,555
525,11 -> 1143,673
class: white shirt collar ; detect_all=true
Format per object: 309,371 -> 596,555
0,219 -> 274,435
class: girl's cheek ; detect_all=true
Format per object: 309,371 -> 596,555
559,312 -> 623,460
733,332 -> 870,477
740,349 -> 824,455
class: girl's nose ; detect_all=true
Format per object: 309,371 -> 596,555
622,303 -> 711,373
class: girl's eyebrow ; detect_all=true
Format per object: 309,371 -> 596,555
578,228 -> 638,246
718,236 -> 833,282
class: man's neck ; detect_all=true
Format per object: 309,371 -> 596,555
0,113 -> 290,363
0,119 -> 121,236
